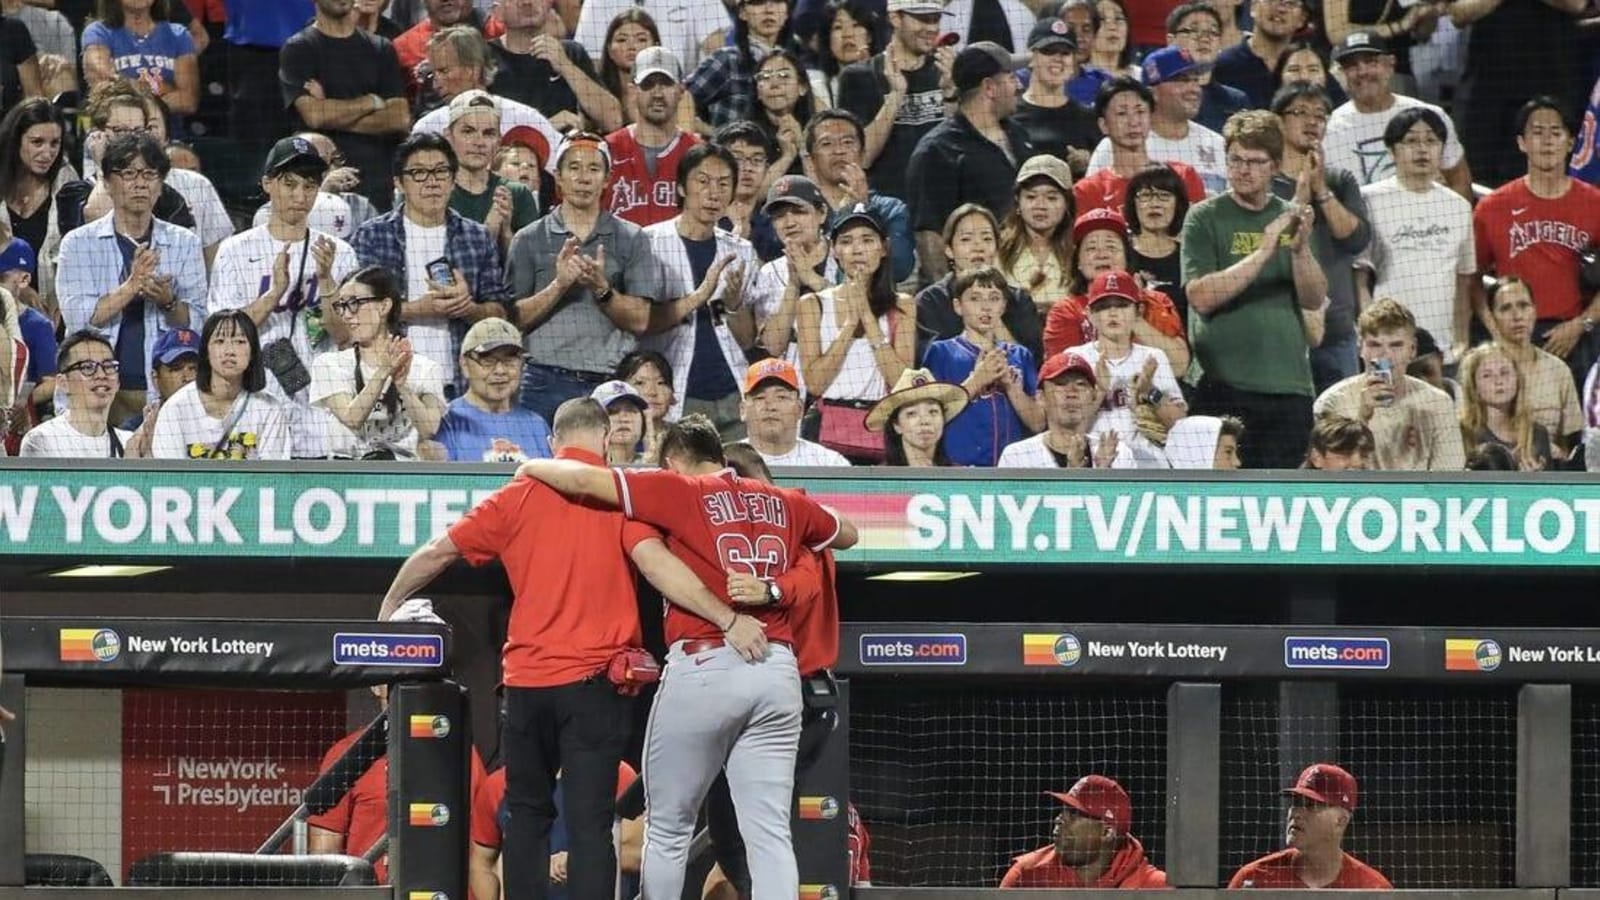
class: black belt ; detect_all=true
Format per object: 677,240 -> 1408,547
529,363 -> 610,384
818,397 -> 875,411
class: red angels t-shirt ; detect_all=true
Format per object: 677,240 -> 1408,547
449,447 -> 659,687
1474,177 -> 1600,321
1227,849 -> 1393,889
1074,164 -> 1207,215
470,761 -> 638,849
306,730 -> 488,884
611,467 -> 844,645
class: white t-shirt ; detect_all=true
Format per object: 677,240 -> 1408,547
1324,94 -> 1464,186
309,347 -> 446,458
150,382 -> 291,460
750,438 -> 851,467
1065,341 -> 1184,469
19,416 -> 132,458
1360,177 -> 1475,357
412,98 -> 561,174
1086,125 -> 1228,194
208,224 -> 359,457
254,193 -> 356,240
401,219 -> 458,383
998,431 -> 1135,468
165,167 -> 235,250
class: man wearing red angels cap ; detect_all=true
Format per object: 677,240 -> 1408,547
1000,775 -> 1167,888
1228,763 -> 1393,889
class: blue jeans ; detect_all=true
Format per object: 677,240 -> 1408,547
520,364 -> 608,425
1311,332 -> 1360,396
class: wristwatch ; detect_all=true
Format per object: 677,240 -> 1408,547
594,285 -> 615,305
765,579 -> 783,605
1141,388 -> 1164,406
1584,316 -> 1595,334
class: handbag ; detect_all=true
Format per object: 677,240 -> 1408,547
818,400 -> 883,461
606,647 -> 661,697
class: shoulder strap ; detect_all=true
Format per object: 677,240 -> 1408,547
209,392 -> 252,458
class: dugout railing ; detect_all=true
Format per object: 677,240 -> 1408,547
0,616 -> 467,899
836,623 -> 1600,897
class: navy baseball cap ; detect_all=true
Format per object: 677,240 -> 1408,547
263,136 -> 328,179
0,236 -> 36,275
951,41 -> 1029,92
1027,17 -> 1078,52
152,328 -> 201,366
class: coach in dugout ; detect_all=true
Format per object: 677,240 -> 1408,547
1000,774 -> 1167,888
1229,762 -> 1392,889
380,399 -> 755,900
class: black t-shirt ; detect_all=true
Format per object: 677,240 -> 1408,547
0,16 -> 37,113
279,26 -> 408,210
904,112 -> 1036,232
1130,245 -> 1188,327
1011,98 -> 1101,174
8,197 -> 47,281
487,40 -> 596,120
836,52 -> 944,201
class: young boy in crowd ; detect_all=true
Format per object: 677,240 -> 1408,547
923,265 -> 1044,466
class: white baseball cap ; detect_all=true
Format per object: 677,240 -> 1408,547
633,46 -> 683,85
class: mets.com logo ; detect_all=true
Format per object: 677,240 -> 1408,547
858,633 -> 967,666
334,633 -> 445,667
1283,636 -> 1391,670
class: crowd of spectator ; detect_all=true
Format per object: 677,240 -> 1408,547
2,0 -> 1599,471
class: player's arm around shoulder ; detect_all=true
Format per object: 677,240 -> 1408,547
513,457 -> 620,506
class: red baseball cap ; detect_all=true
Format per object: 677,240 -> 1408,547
1071,208 -> 1128,245
1087,270 -> 1140,308
1047,775 -> 1132,833
1040,352 -> 1097,386
1282,763 -> 1358,812
743,358 -> 801,395
501,125 -> 551,169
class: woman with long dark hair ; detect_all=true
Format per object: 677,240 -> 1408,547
807,0 -> 882,108
751,49 -> 814,177
599,9 -> 665,125
913,204 -> 1045,364
0,99 -> 77,313
685,0 -> 794,128
1088,0 -> 1137,78
151,310 -> 290,460
997,155 -> 1076,320
82,0 -> 200,115
311,266 -> 446,460
796,205 -> 916,461
616,349 -> 675,463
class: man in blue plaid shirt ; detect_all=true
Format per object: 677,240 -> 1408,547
351,132 -> 511,398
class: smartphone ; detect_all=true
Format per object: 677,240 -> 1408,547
425,256 -> 455,286
1370,358 -> 1395,407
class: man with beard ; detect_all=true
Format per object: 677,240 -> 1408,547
998,351 -> 1130,467
906,42 -> 1037,282
1210,0 -> 1306,108
436,316 -> 553,461
280,0 -> 412,209
1000,775 -> 1166,888
1322,32 -> 1472,200
1229,763 -> 1391,888
509,133 -> 660,423
604,47 -> 704,229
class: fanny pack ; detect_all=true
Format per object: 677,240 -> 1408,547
606,647 -> 661,696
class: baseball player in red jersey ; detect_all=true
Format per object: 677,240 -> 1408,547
1228,763 -> 1392,889
514,415 -> 859,900
1000,775 -> 1167,889
603,47 -> 703,228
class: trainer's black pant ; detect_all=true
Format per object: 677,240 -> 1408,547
504,678 -> 632,900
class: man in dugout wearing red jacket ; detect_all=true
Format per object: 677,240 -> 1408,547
1001,775 -> 1167,889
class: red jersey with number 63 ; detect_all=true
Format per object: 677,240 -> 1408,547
612,467 -> 844,644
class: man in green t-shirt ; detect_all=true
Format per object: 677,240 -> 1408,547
1181,109 -> 1327,469
444,90 -> 540,256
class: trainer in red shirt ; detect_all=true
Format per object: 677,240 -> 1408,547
1001,775 -> 1168,889
1473,99 -> 1600,362
470,762 -> 643,900
380,399 -> 747,900
307,687 -> 489,885
1228,763 -> 1393,889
